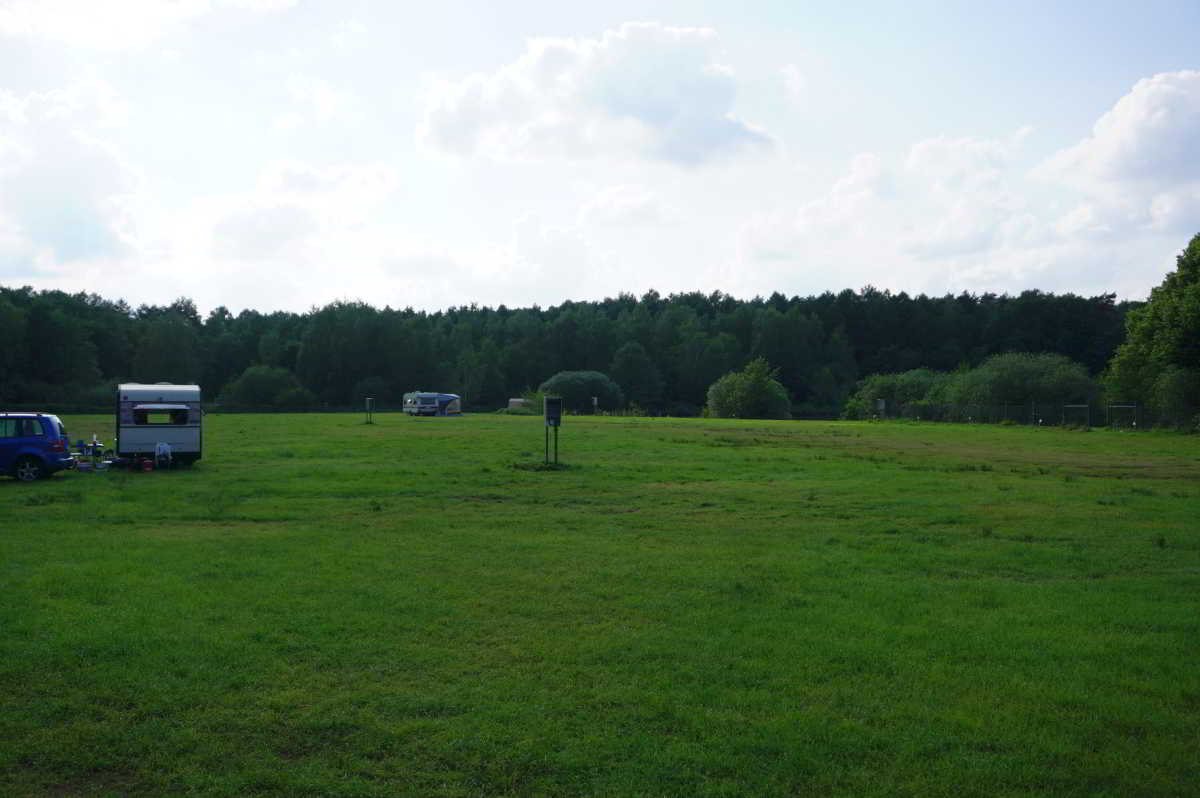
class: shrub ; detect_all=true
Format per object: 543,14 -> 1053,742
538,371 -> 624,412
664,400 -> 700,418
843,368 -> 949,419
276,386 -> 318,411
1147,366 -> 1200,428
944,353 -> 1096,405
219,366 -> 309,409
521,388 -> 547,409
705,358 -> 791,419
844,353 -> 1097,419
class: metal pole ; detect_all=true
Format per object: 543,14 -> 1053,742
554,426 -> 559,464
545,426 -> 549,464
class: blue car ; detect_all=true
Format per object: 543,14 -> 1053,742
0,412 -> 75,481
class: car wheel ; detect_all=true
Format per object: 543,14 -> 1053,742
14,456 -> 44,482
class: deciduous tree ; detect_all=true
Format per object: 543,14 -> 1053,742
1107,233 -> 1200,425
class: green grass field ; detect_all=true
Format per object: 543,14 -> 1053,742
3,413 -> 1198,797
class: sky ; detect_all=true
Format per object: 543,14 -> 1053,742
1,0 -> 1198,316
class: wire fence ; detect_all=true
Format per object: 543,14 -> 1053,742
873,401 -> 1175,428
7,399 -> 1191,429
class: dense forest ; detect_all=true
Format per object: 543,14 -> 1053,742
0,284 -> 1134,415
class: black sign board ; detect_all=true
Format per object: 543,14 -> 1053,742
544,396 -> 563,427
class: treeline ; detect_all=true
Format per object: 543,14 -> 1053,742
841,233 -> 1200,428
0,285 -> 1134,414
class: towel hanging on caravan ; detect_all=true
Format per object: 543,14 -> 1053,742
116,383 -> 203,464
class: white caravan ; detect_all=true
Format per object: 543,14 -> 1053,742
116,383 -> 203,464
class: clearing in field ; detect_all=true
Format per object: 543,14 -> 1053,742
2,414 -> 1198,797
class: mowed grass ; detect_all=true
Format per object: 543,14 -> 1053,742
2,413 -> 1198,798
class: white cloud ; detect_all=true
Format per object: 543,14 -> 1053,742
1147,188 -> 1200,233
0,0 -> 295,51
211,204 -> 315,260
1042,70 -> 1200,188
285,76 -> 363,126
4,155 -> 402,312
778,153 -> 894,243
226,0 -> 295,11
0,81 -> 141,274
258,161 -> 396,205
1035,71 -> 1200,242
907,134 -> 1010,193
419,21 -> 773,165
202,160 -> 396,261
331,18 -> 366,50
900,132 -> 1036,259
780,64 -> 806,104
734,153 -> 903,293
730,77 -> 1200,303
735,135 -> 1062,297
577,184 -> 676,227
1055,203 -> 1118,239
448,217 -> 609,308
378,214 -> 645,311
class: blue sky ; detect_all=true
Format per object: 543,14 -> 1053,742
1,0 -> 1198,314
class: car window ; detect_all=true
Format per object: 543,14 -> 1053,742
1,418 -> 40,437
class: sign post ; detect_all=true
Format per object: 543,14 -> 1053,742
544,396 -> 562,464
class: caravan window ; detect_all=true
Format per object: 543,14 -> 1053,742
132,405 -> 190,425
